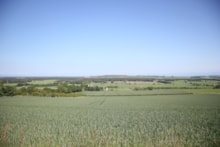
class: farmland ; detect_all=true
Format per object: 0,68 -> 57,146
0,76 -> 220,146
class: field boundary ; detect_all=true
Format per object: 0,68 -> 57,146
86,93 -> 193,97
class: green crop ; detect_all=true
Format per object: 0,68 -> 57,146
0,95 -> 220,146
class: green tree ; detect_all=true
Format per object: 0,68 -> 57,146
17,87 -> 28,95
26,86 -> 36,95
213,84 -> 220,89
0,87 -> 3,96
58,84 -> 69,93
2,86 -> 16,96
0,80 -> 3,87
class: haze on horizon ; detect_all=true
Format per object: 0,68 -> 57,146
1,0 -> 220,77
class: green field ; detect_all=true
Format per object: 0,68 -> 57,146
1,77 -> 220,146
1,95 -> 220,146
28,80 -> 57,85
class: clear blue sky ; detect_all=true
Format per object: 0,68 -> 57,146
1,0 -> 220,76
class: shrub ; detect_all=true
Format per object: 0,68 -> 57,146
213,84 -> 220,89
1,86 -> 16,96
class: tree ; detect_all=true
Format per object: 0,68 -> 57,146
57,84 -> 69,93
57,84 -> 82,93
84,85 -> 102,91
0,80 -> 3,87
17,87 -> 28,95
0,86 -> 3,97
2,86 -> 16,96
26,86 -> 36,95
213,84 -> 220,89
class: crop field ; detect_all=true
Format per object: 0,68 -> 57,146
0,95 -> 220,146
28,80 -> 57,85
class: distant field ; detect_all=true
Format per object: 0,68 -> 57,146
89,79 -> 220,90
0,95 -> 220,146
28,79 -> 57,85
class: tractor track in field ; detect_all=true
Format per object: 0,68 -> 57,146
88,98 -> 107,106
99,98 -> 106,105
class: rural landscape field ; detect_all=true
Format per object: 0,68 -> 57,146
0,76 -> 220,146
1,1 -> 220,146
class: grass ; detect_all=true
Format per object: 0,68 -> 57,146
0,95 -> 220,146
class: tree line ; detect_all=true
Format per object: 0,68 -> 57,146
0,82 -> 104,97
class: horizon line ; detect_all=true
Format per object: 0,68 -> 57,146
0,74 -> 220,78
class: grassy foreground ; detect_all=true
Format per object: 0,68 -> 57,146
0,95 -> 220,146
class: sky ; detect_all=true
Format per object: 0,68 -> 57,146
1,0 -> 220,76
